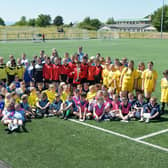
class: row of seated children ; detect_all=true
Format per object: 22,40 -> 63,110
19,84 -> 162,123
0,82 -> 161,134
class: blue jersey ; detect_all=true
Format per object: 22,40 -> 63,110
39,99 -> 49,107
143,103 -> 160,114
65,100 -> 77,111
0,101 -> 5,111
14,109 -> 25,121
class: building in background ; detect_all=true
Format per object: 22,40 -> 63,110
99,17 -> 156,32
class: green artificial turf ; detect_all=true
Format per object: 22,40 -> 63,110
0,118 -> 168,168
0,39 -> 168,167
1,38 -> 168,98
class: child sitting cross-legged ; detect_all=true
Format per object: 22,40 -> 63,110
49,95 -> 63,116
119,97 -> 132,122
129,94 -> 146,120
36,92 -> 50,118
1,102 -> 15,132
140,97 -> 161,123
20,94 -> 35,120
60,94 -> 77,120
93,96 -> 105,121
12,103 -> 28,133
74,92 -> 91,121
109,94 -> 121,120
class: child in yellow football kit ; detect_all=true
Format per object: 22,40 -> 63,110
136,62 -> 145,97
120,60 -> 138,95
102,63 -> 110,87
142,62 -> 158,102
160,70 -> 168,113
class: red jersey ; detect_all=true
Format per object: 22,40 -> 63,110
43,63 -> 53,80
119,102 -> 131,115
52,64 -> 60,80
69,62 -> 76,78
73,67 -> 81,84
88,65 -> 96,81
80,63 -> 88,79
61,64 -> 71,76
95,65 -> 103,76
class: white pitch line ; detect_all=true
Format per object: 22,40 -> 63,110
135,128 -> 168,140
69,119 -> 168,153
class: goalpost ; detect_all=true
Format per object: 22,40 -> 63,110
32,33 -> 43,43
97,30 -> 119,40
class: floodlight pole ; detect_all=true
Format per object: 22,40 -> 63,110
160,0 -> 164,39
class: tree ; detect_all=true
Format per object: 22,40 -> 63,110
90,19 -> 102,29
0,17 -> 5,26
78,17 -> 102,30
15,16 -> 27,26
152,5 -> 168,32
36,14 -> 51,27
53,16 -> 64,26
28,18 -> 36,26
106,17 -> 115,24
69,22 -> 73,27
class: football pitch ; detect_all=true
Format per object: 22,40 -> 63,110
0,39 -> 168,168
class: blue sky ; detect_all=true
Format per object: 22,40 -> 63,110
0,0 -> 167,24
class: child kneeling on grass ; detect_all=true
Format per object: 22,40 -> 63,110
60,94 -> 77,120
140,97 -> 160,123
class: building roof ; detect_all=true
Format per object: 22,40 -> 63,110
115,18 -> 151,22
107,24 -> 150,29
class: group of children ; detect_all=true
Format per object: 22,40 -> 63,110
0,46 -> 167,134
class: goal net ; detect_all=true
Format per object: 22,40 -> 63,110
97,30 -> 119,40
32,33 -> 43,43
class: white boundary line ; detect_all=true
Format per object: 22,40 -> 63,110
135,129 -> 168,140
69,119 -> 168,152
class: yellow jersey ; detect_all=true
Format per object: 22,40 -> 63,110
113,70 -> 121,94
61,91 -> 70,103
108,71 -> 114,89
161,77 -> 168,103
0,64 -> 7,80
17,65 -> 25,80
28,92 -> 38,107
102,68 -> 109,87
142,69 -> 158,92
87,92 -> 96,101
121,67 -> 138,92
43,90 -> 57,103
6,66 -> 17,76
137,70 -> 144,91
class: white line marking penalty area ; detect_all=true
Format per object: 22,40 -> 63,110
69,119 -> 168,153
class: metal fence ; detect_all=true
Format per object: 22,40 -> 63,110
0,30 -> 168,41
